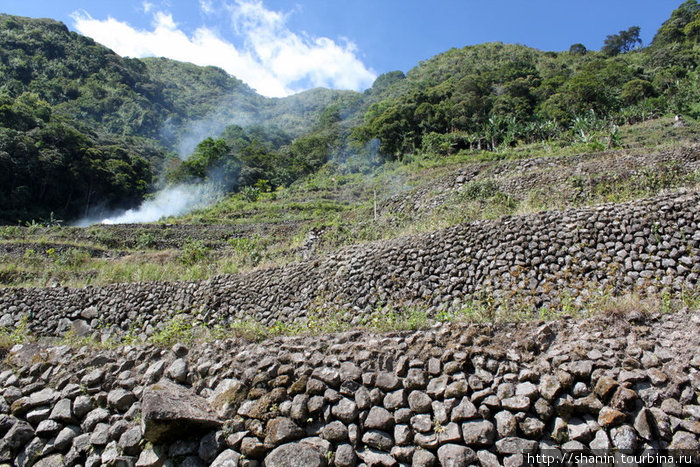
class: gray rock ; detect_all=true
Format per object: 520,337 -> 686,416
437,444 -> 477,466
240,436 -> 265,458
141,380 -> 221,443
444,380 -> 469,399
89,422 -> 111,445
437,422 -> 462,444
515,382 -> 539,401
375,372 -> 400,391
426,375 -> 448,398
321,421 -> 348,442
264,442 -> 327,467
311,367 -> 340,388
29,388 -> 59,408
81,408 -> 110,432
495,437 -> 538,454
408,391 -> 432,413
362,429 -> 394,451
198,431 -> 224,463
461,419 -> 495,446
49,399 -> 73,423
331,398 -> 358,423
25,407 -> 51,426
411,414 -> 433,433
81,369 -> 105,388
414,432 -> 439,449
354,386 -> 371,410
573,394 -> 602,415
551,417 -> 568,443
109,419 -> 131,440
166,359 -> 188,383
383,390 -> 405,411
562,440 -> 586,452
32,454 -> 65,467
394,424 -> 412,446
494,411 -> 517,437
610,425 -> 637,451
519,417 -> 545,438
450,397 -> 478,421
53,425 -> 80,451
477,450 -> 500,467
72,395 -> 94,419
364,406 -> 394,431
589,429 -> 610,450
143,361 -> 166,385
405,369 -> 427,389
633,408 -> 653,441
339,362 -> 362,382
568,360 -> 593,378
169,439 -> 198,457
567,417 -> 593,442
135,445 -> 167,467
334,443 -> 356,467
356,447 -> 396,467
661,398 -> 683,417
119,425 -> 143,455
5,420 -> 35,449
539,375 -> 561,401
210,449 -> 241,467
669,431 -> 700,450
208,378 -> 246,418
102,440 -> 121,465
264,417 -> 304,447
572,382 -> 589,397
17,436 -> 44,467
412,448 -> 437,466
108,388 -> 137,412
501,396 -> 530,412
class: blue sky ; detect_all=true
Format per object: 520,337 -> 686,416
0,0 -> 681,97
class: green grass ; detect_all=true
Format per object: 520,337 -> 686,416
0,117 -> 698,289
4,287 -> 695,350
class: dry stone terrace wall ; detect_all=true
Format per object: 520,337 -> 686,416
0,309 -> 698,466
380,146 -> 700,216
1,191 -> 699,337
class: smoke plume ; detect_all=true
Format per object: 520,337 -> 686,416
76,183 -> 224,226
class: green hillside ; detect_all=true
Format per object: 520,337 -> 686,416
0,1 -> 699,226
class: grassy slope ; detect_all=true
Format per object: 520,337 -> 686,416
1,116 -> 698,288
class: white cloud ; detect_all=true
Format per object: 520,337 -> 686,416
71,1 -> 376,97
200,0 -> 215,15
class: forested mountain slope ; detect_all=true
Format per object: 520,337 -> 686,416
0,0 -> 699,225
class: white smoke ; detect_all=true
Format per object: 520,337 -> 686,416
76,183 -> 224,226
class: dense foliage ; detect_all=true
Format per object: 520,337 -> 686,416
0,2 -> 698,223
0,92 -> 154,223
353,1 -> 700,161
0,14 -> 361,223
170,104 -> 345,191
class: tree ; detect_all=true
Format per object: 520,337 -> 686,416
602,26 -> 642,56
620,79 -> 656,105
569,43 -> 587,55
652,0 -> 700,46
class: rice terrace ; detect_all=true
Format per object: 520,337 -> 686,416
0,1 -> 699,466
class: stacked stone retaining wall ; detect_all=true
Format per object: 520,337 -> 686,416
0,191 -> 698,338
0,309 -> 698,465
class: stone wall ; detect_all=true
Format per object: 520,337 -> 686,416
379,146 -> 700,216
0,308 -> 698,465
1,191 -> 699,337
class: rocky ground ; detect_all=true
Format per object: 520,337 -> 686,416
1,145 -> 699,466
0,307 -> 698,466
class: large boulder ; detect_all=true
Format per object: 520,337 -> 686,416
141,380 -> 221,443
264,442 -> 327,467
